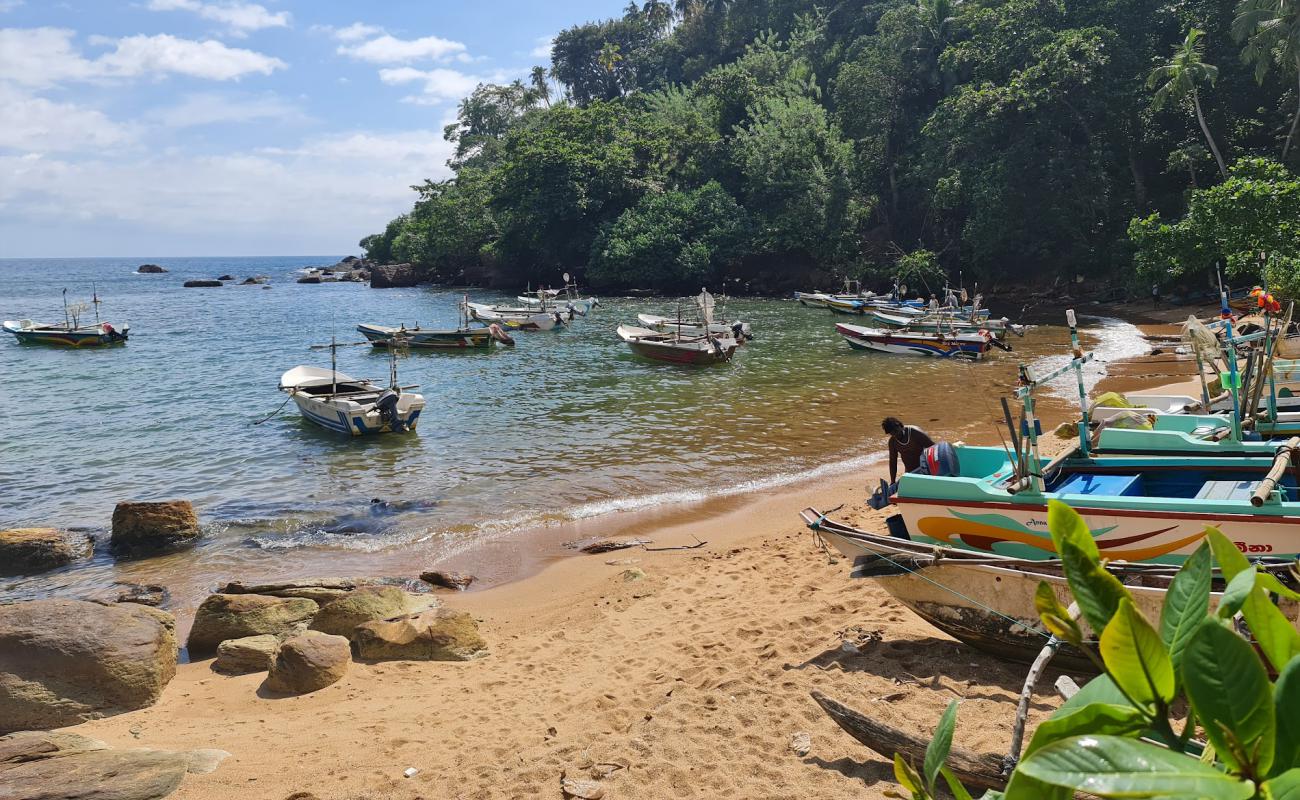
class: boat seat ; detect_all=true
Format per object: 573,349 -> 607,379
1195,479 -> 1259,502
1055,473 -> 1143,497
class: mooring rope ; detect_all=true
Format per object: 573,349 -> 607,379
253,391 -> 295,425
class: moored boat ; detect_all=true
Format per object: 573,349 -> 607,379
278,365 -> 424,435
636,313 -> 752,341
868,309 -> 1020,338
617,324 -> 738,364
466,302 -> 567,331
836,322 -> 997,358
356,322 -> 513,349
3,289 -> 129,347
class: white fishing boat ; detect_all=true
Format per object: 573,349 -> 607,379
836,323 -> 998,359
515,273 -> 599,313
465,302 -> 566,331
636,313 -> 752,341
278,341 -> 424,436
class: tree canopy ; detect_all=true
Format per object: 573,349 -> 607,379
362,0 -> 1300,294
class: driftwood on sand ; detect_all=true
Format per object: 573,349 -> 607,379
809,691 -> 1007,791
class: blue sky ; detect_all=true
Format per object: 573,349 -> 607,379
0,0 -> 617,257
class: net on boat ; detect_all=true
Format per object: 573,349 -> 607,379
1181,315 -> 1219,364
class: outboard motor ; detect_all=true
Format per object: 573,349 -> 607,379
922,441 -> 960,477
375,389 -> 407,432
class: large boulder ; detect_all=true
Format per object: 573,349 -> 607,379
262,633 -> 350,695
0,599 -> 177,733
0,528 -> 91,575
353,609 -> 487,662
308,585 -> 412,639
0,730 -> 224,800
135,264 -> 167,274
219,576 -> 391,605
110,500 -> 201,555
186,594 -> 318,655
369,263 -> 420,288
212,634 -> 279,675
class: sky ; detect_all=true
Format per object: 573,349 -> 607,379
0,0 -> 617,257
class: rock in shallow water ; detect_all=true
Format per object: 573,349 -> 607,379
0,599 -> 177,734
110,500 -> 201,556
115,582 -> 169,607
213,634 -> 279,674
419,570 -> 475,591
262,633 -> 350,694
353,609 -> 487,662
0,527 -> 91,575
186,594 -> 318,656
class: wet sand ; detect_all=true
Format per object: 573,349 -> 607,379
65,309 -> 1194,799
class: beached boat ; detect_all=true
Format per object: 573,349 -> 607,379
617,324 -> 737,364
278,364 -> 424,435
3,289 -> 129,346
636,313 -> 752,341
465,302 -> 567,331
868,309 -> 1019,338
836,323 -> 997,359
799,508 -> 1300,669
356,323 -> 513,350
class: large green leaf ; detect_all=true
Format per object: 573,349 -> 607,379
1183,618 -> 1276,777
1035,581 -> 1083,645
1015,735 -> 1255,799
1060,538 -> 1132,635
1055,673 -> 1134,716
1241,585 -> 1300,675
1263,768 -> 1300,800
1274,658 -> 1300,777
1206,528 -> 1251,581
1100,597 -> 1176,710
1160,541 -> 1211,679
1002,768 -> 1072,800
1024,703 -> 1147,757
924,700 -> 959,794
1049,499 -> 1101,561
1217,566 -> 1257,619
1256,572 -> 1300,602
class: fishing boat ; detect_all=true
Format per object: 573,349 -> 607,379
836,323 -> 998,359
465,302 -> 567,331
794,291 -> 832,307
278,340 -> 424,436
617,325 -> 738,364
799,508 -> 1300,669
3,289 -> 128,347
516,273 -> 599,314
356,322 -> 513,350
868,309 -> 1020,338
636,313 -> 753,341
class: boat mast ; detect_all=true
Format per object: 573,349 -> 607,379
330,335 -> 337,399
62,288 -> 70,329
92,283 -> 101,325
1066,309 -> 1091,457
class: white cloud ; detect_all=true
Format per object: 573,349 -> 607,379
379,66 -> 509,103
0,0 -> 25,12
0,28 -> 286,87
146,0 -> 290,36
0,85 -> 136,152
327,22 -> 383,42
339,33 -> 467,64
0,130 -> 455,254
530,36 -> 553,60
147,91 -> 301,127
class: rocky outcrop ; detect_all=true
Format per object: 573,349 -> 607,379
420,570 -> 475,591
115,583 -> 169,607
0,599 -> 177,733
110,500 -> 200,555
186,594 -> 318,656
219,576 -> 404,605
0,528 -> 91,575
296,275 -> 322,284
262,633 -> 350,694
0,730 -> 226,800
353,609 -> 487,662
135,264 -> 167,274
369,262 -> 420,288
182,280 -> 222,288
213,634 -> 279,674
309,586 -> 412,639
240,275 -> 269,285
216,274 -> 235,281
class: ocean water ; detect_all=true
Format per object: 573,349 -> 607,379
0,257 -> 1140,606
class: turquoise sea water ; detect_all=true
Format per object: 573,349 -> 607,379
0,257 -> 1144,606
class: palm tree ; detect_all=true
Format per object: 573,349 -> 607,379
643,0 -> 674,32
674,0 -> 701,21
1148,29 -> 1229,179
598,42 -> 624,74
1234,0 -> 1300,159
529,66 -> 551,108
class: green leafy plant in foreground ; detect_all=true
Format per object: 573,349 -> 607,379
891,500 -> 1300,800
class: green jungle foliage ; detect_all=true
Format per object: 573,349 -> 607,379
363,0 -> 1300,294
897,500 -> 1300,800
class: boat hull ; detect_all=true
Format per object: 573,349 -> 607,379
357,324 -> 494,350
4,320 -> 128,347
836,323 -> 991,359
289,393 -> 424,436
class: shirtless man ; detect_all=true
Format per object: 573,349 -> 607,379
883,416 -> 935,483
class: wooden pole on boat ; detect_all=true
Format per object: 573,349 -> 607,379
1252,437 -> 1300,506
330,334 -> 337,399
1066,309 -> 1090,457
1018,363 -> 1044,494
62,288 -> 69,329
92,283 -> 101,325
1222,290 -> 1244,442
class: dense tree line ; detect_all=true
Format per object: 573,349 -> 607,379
361,0 -> 1300,294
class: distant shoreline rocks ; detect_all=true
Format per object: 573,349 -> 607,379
369,262 -> 421,288
182,279 -> 223,288
136,264 -> 167,274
